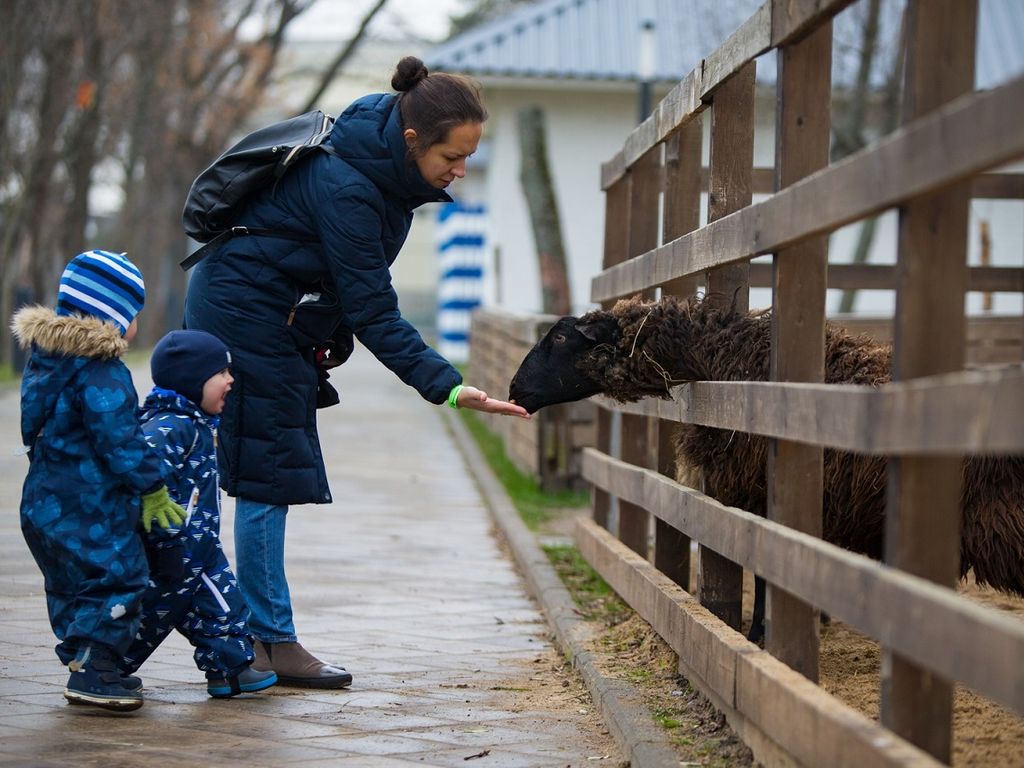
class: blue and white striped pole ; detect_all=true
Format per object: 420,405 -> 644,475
436,203 -> 486,363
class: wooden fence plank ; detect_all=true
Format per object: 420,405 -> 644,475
654,120 -> 704,589
576,517 -> 945,768
881,3 -> 977,759
619,146 -> 661,556
971,172 -> 1024,199
748,262 -> 1024,292
702,168 -> 1021,198
594,174 -> 631,528
765,18 -> 832,682
770,0 -> 856,46
700,62 -> 756,631
591,75 -> 1024,303
581,448 -> 1024,717
593,365 -> 1024,455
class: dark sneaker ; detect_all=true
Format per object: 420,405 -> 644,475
120,674 -> 143,692
65,647 -> 143,712
207,666 -> 278,698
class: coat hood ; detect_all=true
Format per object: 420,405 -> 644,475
13,306 -> 130,449
140,386 -> 219,428
328,93 -> 452,208
12,305 -> 128,359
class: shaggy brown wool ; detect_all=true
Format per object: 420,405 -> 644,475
577,295 -> 1024,594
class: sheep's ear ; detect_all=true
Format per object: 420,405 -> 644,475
575,320 -> 605,342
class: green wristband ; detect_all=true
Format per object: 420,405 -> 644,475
447,384 -> 464,409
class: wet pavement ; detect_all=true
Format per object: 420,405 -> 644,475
0,345 -> 621,767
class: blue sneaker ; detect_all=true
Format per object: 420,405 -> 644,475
207,666 -> 278,698
65,646 -> 143,712
120,674 -> 143,692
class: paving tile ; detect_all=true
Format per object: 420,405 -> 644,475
296,731 -> 444,756
297,756 -> 432,768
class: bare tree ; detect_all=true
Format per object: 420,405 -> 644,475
114,0 -> 319,345
448,0 -> 537,36
0,0 -> 340,358
299,0 -> 388,114
517,106 -> 571,315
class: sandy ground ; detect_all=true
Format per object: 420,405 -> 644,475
816,575 -> 1024,768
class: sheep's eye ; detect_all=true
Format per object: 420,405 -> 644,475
553,333 -> 566,344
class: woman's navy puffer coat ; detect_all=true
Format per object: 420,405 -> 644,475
184,93 -> 461,505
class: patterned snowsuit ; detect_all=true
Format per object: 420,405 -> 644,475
14,307 -> 161,665
121,389 -> 254,677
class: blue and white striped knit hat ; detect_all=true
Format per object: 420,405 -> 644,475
56,250 -> 145,334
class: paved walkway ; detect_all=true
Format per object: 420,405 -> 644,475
0,346 -> 621,767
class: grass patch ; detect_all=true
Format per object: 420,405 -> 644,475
626,667 -> 653,683
653,706 -> 684,730
456,408 -> 587,530
0,364 -> 20,388
544,544 -> 630,626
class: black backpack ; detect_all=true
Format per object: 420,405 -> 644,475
180,109 -> 337,271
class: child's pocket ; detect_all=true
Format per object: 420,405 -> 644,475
145,540 -> 186,582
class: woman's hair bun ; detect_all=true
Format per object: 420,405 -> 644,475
392,56 -> 429,92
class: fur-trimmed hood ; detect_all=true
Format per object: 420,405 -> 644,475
11,305 -> 127,359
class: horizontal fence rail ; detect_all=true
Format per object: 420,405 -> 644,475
595,364 -> 1024,455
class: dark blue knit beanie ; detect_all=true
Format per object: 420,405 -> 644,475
151,330 -> 231,406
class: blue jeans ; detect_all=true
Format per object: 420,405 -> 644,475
233,498 -> 296,643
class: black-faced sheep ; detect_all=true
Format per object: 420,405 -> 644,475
508,295 -> 1024,641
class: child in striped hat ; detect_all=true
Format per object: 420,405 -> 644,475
11,249 -> 186,712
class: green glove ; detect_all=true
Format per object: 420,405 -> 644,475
140,486 -> 187,533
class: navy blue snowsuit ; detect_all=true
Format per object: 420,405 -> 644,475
122,388 -> 254,677
184,92 -> 461,506
14,307 -> 161,664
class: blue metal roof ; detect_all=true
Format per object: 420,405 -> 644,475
426,0 -> 746,84
426,0 -> 1024,90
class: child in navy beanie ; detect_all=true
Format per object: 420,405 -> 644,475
123,330 -> 277,698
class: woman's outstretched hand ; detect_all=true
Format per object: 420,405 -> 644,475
457,385 -> 531,419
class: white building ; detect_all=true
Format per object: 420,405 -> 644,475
426,0 -> 1024,317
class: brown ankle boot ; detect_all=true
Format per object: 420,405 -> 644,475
253,640 -> 352,689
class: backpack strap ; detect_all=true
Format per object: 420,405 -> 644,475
180,226 -> 319,271
179,143 -> 340,272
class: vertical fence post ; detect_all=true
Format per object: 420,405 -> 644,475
654,119 -> 703,589
618,145 -> 661,556
594,176 -> 631,529
880,0 -> 976,761
765,14 -> 832,682
698,62 -> 755,630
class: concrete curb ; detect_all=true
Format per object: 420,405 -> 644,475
442,409 -> 681,768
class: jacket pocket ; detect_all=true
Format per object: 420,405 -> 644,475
287,280 -> 346,347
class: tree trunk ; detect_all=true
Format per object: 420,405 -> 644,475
836,0 -> 906,313
517,105 -> 571,315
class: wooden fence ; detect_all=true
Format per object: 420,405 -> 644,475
575,1 -> 1024,766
